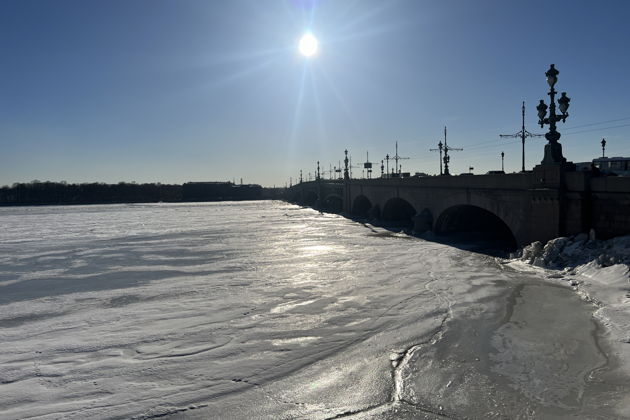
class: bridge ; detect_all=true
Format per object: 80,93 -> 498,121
287,165 -> 630,249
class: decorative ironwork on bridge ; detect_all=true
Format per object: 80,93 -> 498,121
536,64 -> 571,165
441,126 -> 463,176
500,101 -> 544,172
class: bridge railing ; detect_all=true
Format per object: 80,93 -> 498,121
348,173 -> 535,190
290,173 -> 630,193
289,180 -> 344,189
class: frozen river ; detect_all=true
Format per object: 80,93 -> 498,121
0,201 -> 628,419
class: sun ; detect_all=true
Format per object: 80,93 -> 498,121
298,33 -> 319,57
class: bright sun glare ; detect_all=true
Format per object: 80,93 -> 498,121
299,33 -> 318,57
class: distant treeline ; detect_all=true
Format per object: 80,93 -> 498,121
0,181 -> 280,206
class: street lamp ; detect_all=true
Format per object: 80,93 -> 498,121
501,151 -> 505,172
430,141 -> 444,175
601,138 -> 606,158
546,64 -> 558,87
558,93 -> 570,119
440,126 -> 462,176
537,64 -> 571,164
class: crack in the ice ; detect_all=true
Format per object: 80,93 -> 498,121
392,274 -> 453,402
325,274 -> 458,419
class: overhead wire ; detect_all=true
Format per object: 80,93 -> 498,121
345,116 -> 630,175
563,123 -> 630,135
564,116 -> 630,131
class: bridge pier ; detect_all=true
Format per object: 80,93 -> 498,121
412,209 -> 433,233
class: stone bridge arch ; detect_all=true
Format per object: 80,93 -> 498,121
414,208 -> 433,233
303,190 -> 318,207
321,194 -> 343,213
382,197 -> 416,228
434,204 -> 517,250
352,195 -> 372,217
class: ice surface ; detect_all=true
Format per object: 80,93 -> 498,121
0,202 -> 628,419
514,234 -> 630,351
512,233 -> 630,416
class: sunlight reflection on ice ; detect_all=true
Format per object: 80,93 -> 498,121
271,336 -> 320,346
270,299 -> 316,313
298,244 -> 341,256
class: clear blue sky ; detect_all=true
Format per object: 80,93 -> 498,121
2,0 -> 630,186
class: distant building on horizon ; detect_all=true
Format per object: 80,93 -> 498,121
182,181 -> 263,202
575,156 -> 630,176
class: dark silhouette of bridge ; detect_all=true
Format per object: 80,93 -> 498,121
287,167 -> 630,249
288,65 -> 630,249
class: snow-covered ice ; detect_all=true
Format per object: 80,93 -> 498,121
0,202 -> 628,419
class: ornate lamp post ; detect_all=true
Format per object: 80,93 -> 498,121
536,64 -> 571,164
438,126 -> 462,176
430,141 -> 444,175
443,154 -> 451,175
601,138 -> 606,158
344,150 -> 349,180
